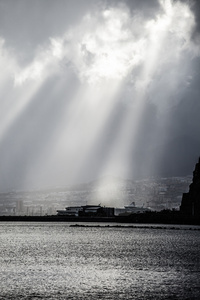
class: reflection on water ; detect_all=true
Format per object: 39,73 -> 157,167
0,222 -> 200,300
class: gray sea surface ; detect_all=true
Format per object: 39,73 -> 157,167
0,222 -> 200,300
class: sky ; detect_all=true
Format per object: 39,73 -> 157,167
0,0 -> 200,192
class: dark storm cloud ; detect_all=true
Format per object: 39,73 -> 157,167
0,0 -> 200,191
155,56 -> 200,177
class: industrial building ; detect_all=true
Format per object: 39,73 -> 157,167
57,202 -> 150,217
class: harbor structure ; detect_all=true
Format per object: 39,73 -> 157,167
57,206 -> 83,216
57,202 -> 150,217
114,202 -> 151,216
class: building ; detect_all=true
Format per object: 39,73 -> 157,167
57,204 -> 114,217
114,202 -> 151,216
57,206 -> 83,216
57,202 -> 149,217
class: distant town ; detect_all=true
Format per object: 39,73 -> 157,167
0,176 -> 192,216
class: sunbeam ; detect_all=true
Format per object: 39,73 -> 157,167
83,0 -> 199,204
0,0 -> 199,193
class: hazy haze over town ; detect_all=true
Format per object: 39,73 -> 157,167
0,0 -> 200,198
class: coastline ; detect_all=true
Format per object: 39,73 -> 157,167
0,211 -> 199,225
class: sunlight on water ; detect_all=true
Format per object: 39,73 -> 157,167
0,222 -> 200,300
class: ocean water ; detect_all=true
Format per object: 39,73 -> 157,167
0,222 -> 200,300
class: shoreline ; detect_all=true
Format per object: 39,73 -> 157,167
69,224 -> 200,230
0,212 -> 199,225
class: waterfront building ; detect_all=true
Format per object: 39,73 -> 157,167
114,202 -> 150,216
57,202 -> 150,217
57,206 -> 83,216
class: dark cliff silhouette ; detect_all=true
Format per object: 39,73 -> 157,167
180,157 -> 200,218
